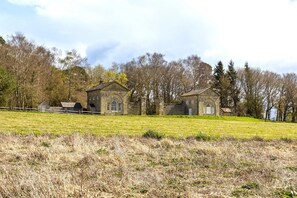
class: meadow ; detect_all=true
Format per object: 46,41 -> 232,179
0,111 -> 297,139
0,134 -> 296,197
0,111 -> 297,197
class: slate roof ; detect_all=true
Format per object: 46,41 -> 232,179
61,102 -> 82,109
86,81 -> 129,92
181,88 -> 210,97
61,102 -> 76,108
221,108 -> 232,113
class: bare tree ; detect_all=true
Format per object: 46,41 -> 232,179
280,73 -> 297,122
238,63 -> 264,118
183,55 -> 212,90
59,50 -> 88,102
262,71 -> 281,121
2,33 -> 54,108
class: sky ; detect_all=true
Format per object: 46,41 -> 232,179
1,0 -> 297,73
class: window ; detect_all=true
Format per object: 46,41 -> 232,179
107,99 -> 123,112
111,101 -> 117,112
205,104 -> 214,115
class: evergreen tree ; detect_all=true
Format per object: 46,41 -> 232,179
212,61 -> 229,107
226,60 -> 240,113
244,62 -> 253,116
213,61 -> 224,87
0,36 -> 5,45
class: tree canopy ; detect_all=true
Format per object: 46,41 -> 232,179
0,33 -> 297,121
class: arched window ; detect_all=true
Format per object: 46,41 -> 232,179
111,101 -> 117,112
205,103 -> 215,115
107,97 -> 123,113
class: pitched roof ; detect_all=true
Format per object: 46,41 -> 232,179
181,87 -> 210,97
61,102 -> 76,108
221,108 -> 232,113
61,102 -> 82,108
86,81 -> 129,92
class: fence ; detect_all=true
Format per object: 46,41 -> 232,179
0,107 -> 38,111
0,107 -> 101,115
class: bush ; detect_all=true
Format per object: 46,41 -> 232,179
241,182 -> 259,190
231,189 -> 251,197
280,137 -> 293,143
96,147 -> 109,155
41,141 -> 51,147
274,186 -> 297,198
251,136 -> 265,141
142,130 -> 164,140
195,132 -> 211,141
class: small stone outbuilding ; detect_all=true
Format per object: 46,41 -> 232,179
86,81 -> 130,115
181,88 -> 220,116
221,107 -> 233,116
61,102 -> 83,113
38,101 -> 50,112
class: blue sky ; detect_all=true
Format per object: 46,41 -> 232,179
1,0 -> 297,73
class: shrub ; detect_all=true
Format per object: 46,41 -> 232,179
241,182 -> 259,190
195,132 -> 211,141
251,136 -> 265,141
96,147 -> 109,155
41,141 -> 51,147
231,189 -> 251,197
280,137 -> 293,143
274,186 -> 297,198
286,166 -> 297,172
142,130 -> 164,140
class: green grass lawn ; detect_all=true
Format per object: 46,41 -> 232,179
0,111 -> 296,139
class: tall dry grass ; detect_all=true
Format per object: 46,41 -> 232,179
0,134 -> 296,197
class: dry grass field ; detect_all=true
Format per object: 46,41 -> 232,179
0,111 -> 297,197
0,134 -> 296,197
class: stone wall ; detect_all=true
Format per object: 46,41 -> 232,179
128,101 -> 141,115
164,103 -> 185,115
87,91 -> 101,113
155,98 -> 165,115
182,96 -> 198,115
127,97 -> 146,115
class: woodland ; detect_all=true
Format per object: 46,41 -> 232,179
1,33 -> 297,122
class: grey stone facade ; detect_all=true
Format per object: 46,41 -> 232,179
181,88 -> 220,116
87,82 -> 219,116
87,81 -> 130,115
164,103 -> 185,115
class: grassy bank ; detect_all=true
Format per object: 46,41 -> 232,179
1,111 -> 297,139
0,134 -> 296,197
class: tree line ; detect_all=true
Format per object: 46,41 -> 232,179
0,33 -> 297,121
212,61 -> 297,122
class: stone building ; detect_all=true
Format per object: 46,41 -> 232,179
87,81 -> 130,115
180,88 -> 220,116
87,81 -> 220,116
61,102 -> 83,113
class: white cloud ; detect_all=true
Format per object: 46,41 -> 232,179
5,0 -> 297,72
